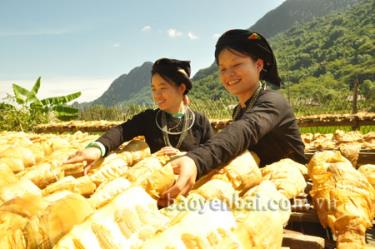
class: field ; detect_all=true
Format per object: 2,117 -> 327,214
0,128 -> 374,248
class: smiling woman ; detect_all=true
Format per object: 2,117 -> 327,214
65,58 -> 214,171
160,29 -> 307,205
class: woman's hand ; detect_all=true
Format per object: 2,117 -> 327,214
158,155 -> 197,207
159,146 -> 180,157
64,147 -> 101,175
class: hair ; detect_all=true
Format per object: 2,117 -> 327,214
214,29 -> 282,87
151,58 -> 192,94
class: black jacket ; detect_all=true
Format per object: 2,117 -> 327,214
97,109 -> 214,155
187,89 -> 307,178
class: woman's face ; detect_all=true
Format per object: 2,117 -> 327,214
151,73 -> 186,113
218,48 -> 263,102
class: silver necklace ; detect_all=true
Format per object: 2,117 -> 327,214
167,116 -> 183,131
232,82 -> 264,120
155,106 -> 195,149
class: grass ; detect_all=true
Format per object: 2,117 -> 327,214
2,95 -> 374,133
300,125 -> 375,134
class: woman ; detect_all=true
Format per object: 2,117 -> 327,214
159,29 -> 307,206
66,58 -> 214,167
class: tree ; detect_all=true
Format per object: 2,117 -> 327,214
12,77 -> 81,121
0,77 -> 82,131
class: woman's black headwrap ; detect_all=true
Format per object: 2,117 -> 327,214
151,58 -> 192,94
215,29 -> 282,87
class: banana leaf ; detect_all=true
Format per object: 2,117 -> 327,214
12,82 -> 42,106
52,105 -> 79,121
26,77 -> 41,103
52,105 -> 79,114
41,92 -> 81,106
12,84 -> 29,104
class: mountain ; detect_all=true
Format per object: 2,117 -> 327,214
192,0 -> 359,82
250,0 -> 359,38
189,0 -> 374,107
91,62 -> 152,106
90,0 -> 369,106
273,0 -> 374,101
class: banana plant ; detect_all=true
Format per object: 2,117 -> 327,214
40,91 -> 81,120
13,77 -> 42,106
12,77 -> 81,120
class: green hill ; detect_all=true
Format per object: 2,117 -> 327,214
91,62 -> 152,106
250,0 -> 359,38
192,0 -> 359,82
272,0 -> 374,107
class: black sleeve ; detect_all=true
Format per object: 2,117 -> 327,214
199,113 -> 215,144
96,110 -> 149,155
186,92 -> 287,178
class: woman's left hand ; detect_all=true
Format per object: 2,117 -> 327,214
160,146 -> 180,157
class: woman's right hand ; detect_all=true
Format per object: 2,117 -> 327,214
158,155 -> 197,207
64,147 -> 102,174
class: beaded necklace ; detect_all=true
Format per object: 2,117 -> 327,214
232,82 -> 264,120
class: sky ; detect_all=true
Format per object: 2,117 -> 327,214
0,0 -> 285,102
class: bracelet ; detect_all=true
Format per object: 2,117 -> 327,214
86,142 -> 106,157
